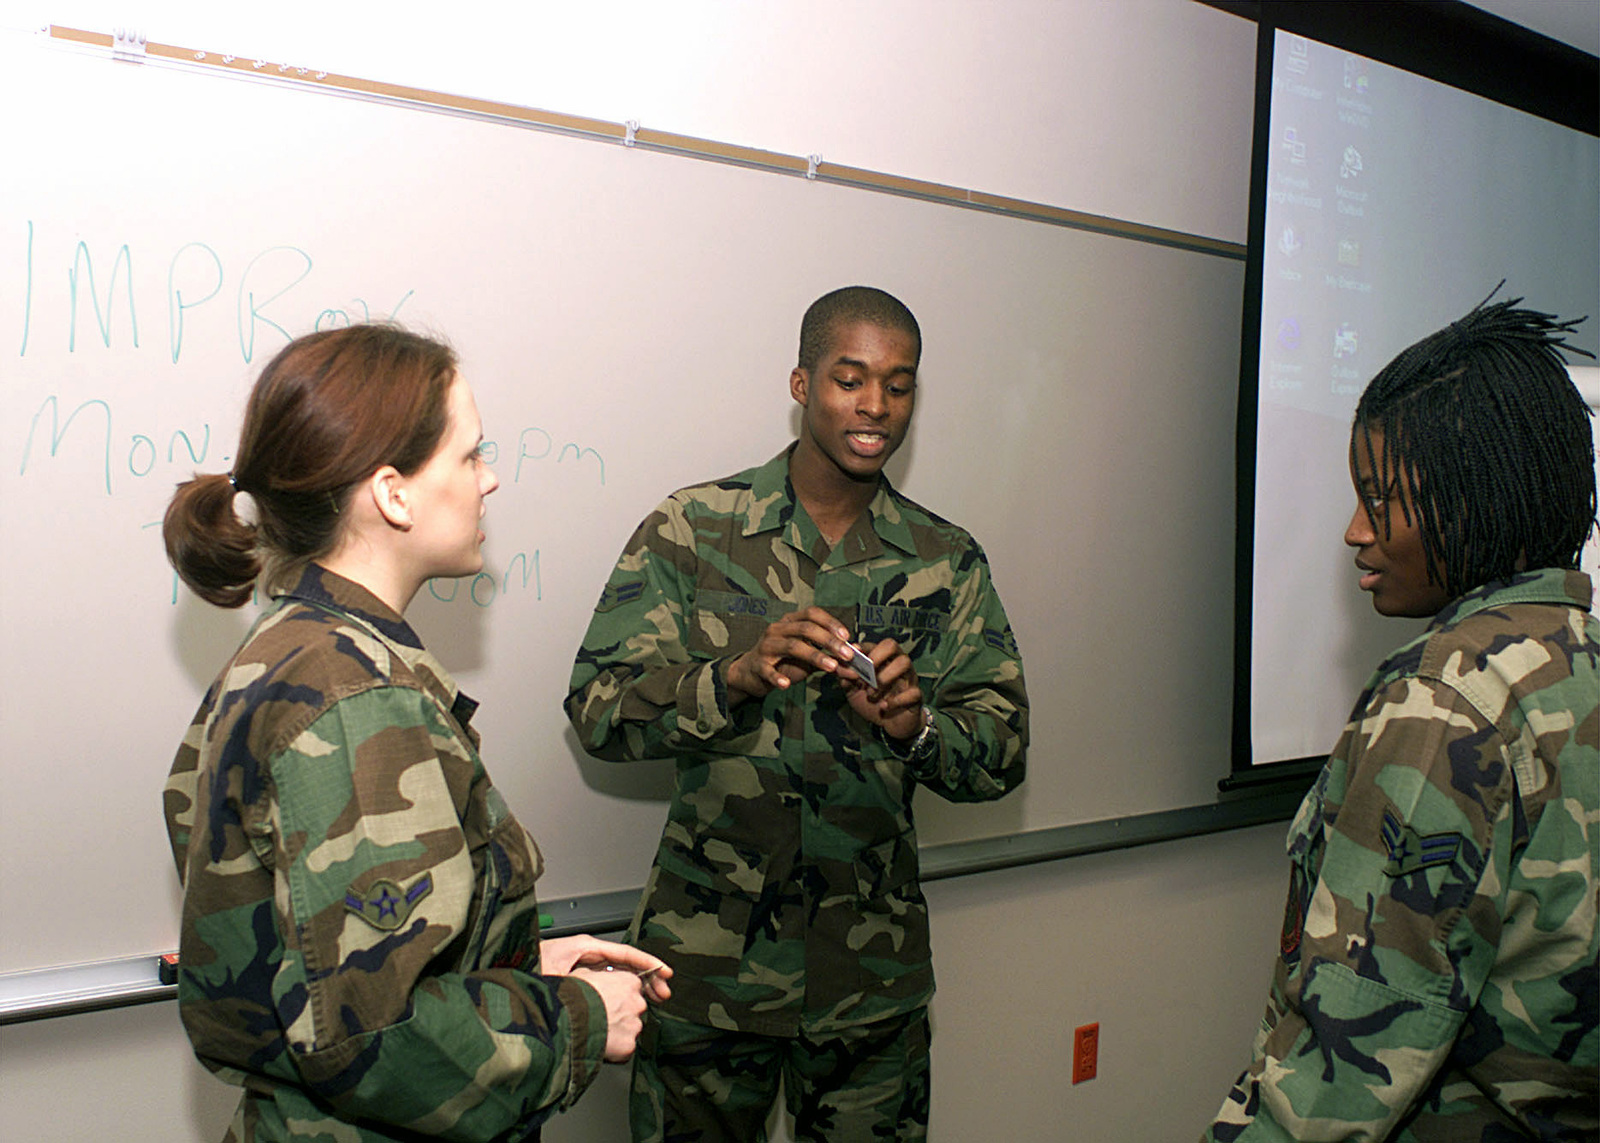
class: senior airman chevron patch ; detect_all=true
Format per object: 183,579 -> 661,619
1380,811 -> 1461,878
596,579 -> 646,612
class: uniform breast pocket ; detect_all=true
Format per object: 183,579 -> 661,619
686,603 -> 772,661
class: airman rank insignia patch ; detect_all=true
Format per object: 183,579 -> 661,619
345,874 -> 433,931
1380,811 -> 1461,878
596,578 -> 646,612
983,626 -> 1019,657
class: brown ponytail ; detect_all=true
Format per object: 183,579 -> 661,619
163,473 -> 262,608
163,324 -> 458,608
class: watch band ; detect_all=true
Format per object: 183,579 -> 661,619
906,705 -> 938,760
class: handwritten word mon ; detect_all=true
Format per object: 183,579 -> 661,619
15,222 -> 412,364
22,392 -> 613,498
21,394 -> 212,496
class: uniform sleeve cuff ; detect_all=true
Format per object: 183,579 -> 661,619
879,708 -> 941,777
668,658 -> 729,741
554,976 -> 609,1110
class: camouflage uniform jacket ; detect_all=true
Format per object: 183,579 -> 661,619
565,448 -> 1029,1037
1206,568 -> 1599,1142
164,564 -> 607,1143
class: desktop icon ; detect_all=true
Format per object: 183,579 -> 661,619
1343,56 -> 1370,95
1285,37 -> 1309,77
1283,127 -> 1307,165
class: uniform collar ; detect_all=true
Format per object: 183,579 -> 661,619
276,564 -> 477,728
743,446 -> 920,560
1429,567 -> 1594,631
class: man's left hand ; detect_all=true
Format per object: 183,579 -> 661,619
842,638 -> 924,739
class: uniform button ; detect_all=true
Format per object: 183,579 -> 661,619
697,718 -> 712,733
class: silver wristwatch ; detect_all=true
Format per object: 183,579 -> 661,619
905,704 -> 938,760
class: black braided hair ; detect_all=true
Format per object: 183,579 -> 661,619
1352,287 -> 1596,601
797,286 -> 920,373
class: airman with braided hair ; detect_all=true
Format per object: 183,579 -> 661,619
1205,292 -> 1599,1141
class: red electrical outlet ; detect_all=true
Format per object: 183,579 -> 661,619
1072,1022 -> 1099,1084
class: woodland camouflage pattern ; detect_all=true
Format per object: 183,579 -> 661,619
165,565 -> 606,1143
1206,568 -> 1600,1142
565,449 -> 1029,1037
631,1007 -> 932,1141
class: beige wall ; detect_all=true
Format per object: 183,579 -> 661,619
0,825 -> 1288,1142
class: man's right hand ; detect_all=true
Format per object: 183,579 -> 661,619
724,605 -> 854,705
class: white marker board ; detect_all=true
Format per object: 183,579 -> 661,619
0,31 -> 1244,974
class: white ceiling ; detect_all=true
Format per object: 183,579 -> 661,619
1467,0 -> 1600,56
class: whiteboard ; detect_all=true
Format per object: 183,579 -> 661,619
0,31 -> 1244,974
